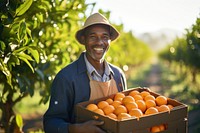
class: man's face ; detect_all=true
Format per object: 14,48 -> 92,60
82,24 -> 111,63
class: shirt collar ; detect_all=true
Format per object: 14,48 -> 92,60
84,53 -> 113,76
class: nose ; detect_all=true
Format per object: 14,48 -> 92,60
96,37 -> 104,45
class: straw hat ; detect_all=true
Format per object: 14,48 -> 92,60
75,13 -> 120,44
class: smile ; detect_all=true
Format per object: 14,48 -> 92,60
94,47 -> 104,52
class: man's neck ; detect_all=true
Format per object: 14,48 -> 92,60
86,54 -> 105,76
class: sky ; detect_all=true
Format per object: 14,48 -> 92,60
85,0 -> 200,35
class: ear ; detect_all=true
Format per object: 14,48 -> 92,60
80,35 -> 85,44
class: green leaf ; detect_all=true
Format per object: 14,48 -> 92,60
16,52 -> 34,61
26,27 -> 32,40
18,20 -> 27,41
0,41 -> 6,51
28,47 -> 39,63
0,59 -> 13,88
7,54 -> 20,70
17,54 -> 34,72
16,0 -> 33,16
16,114 -> 23,129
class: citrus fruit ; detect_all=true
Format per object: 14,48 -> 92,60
136,100 -> 146,113
114,92 -> 125,101
117,113 -> 131,120
133,94 -> 143,101
145,100 -> 156,108
157,105 -> 170,112
106,113 -> 117,119
151,125 -> 161,132
155,95 -> 167,106
111,100 -> 122,109
140,91 -> 150,99
144,95 -> 155,101
159,124 -> 166,131
128,90 -> 140,97
97,101 -> 109,109
106,98 -> 114,104
167,104 -> 174,110
114,105 -> 127,116
103,105 -> 115,115
124,102 -> 138,112
145,107 -> 158,115
86,103 -> 98,111
129,108 -> 143,118
93,108 -> 104,115
122,96 -> 135,105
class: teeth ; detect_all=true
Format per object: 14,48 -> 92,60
94,48 -> 103,51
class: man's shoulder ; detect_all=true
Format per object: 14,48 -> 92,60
108,63 -> 122,71
108,63 -> 124,75
57,53 -> 86,77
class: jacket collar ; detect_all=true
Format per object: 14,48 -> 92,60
77,52 -> 88,74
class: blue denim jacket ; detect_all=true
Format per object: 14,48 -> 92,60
43,52 -> 127,133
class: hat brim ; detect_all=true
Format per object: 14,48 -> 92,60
75,23 -> 120,45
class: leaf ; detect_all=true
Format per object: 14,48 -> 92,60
18,20 -> 27,41
28,47 -> 39,63
16,114 -> 23,129
16,52 -> 34,61
16,0 -> 33,16
0,59 -> 13,88
18,56 -> 34,73
36,69 -> 44,80
26,27 -> 32,40
0,41 -> 6,51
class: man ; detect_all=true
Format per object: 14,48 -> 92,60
43,12 -> 127,133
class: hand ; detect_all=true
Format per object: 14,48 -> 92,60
69,120 -> 106,133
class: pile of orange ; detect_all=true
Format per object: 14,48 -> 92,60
86,90 -> 174,132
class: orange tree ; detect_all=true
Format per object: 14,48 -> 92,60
159,17 -> 200,83
0,0 -> 91,132
0,1 -> 153,132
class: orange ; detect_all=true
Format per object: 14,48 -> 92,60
102,105 -> 115,115
128,90 -> 140,97
151,125 -> 161,132
155,95 -> 168,106
86,103 -> 98,111
167,104 -> 174,110
124,102 -> 138,112
145,100 -> 156,108
114,92 -> 125,101
133,94 -> 143,101
97,101 -> 109,109
129,108 -> 143,118
145,107 -> 158,115
106,113 -> 117,119
111,100 -> 122,109
93,108 -> 104,115
136,100 -> 146,113
106,98 -> 114,104
159,124 -> 166,131
114,105 -> 127,116
144,95 -> 156,101
157,105 -> 170,112
122,96 -> 135,105
117,113 -> 131,120
140,91 -> 150,99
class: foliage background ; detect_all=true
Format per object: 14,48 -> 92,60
0,0 -> 199,132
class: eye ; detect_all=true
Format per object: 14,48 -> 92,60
102,35 -> 110,41
89,35 -> 97,40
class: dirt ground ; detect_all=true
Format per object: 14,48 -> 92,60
22,63 -> 200,133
